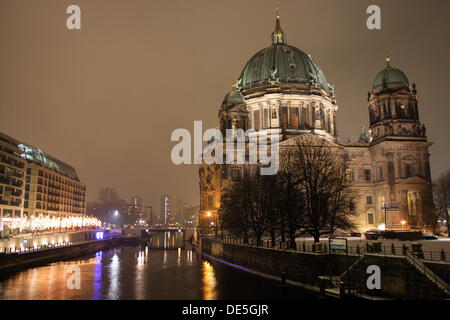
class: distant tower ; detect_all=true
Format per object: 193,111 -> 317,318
143,206 -> 153,225
131,195 -> 142,206
160,194 -> 171,225
128,195 -> 143,223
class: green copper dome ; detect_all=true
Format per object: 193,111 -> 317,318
237,44 -> 331,93
373,59 -> 409,88
236,9 -> 331,94
221,90 -> 245,110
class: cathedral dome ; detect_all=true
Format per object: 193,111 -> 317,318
221,90 -> 245,110
238,45 -> 331,93
373,57 -> 409,89
236,8 -> 331,94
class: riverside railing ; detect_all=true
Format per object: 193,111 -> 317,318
0,235 -> 113,255
209,236 -> 450,263
1,240 -> 84,254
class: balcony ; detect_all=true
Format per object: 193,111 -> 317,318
11,190 -> 22,197
0,175 -> 9,185
12,171 -> 24,179
48,183 -> 60,189
10,200 -> 21,206
11,179 -> 23,188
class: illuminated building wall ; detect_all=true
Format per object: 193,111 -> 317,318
159,194 -> 171,225
0,132 -> 27,234
18,143 -> 87,221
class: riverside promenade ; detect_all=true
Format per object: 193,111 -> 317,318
197,236 -> 450,300
0,229 -> 129,273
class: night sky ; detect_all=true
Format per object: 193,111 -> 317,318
0,0 -> 449,211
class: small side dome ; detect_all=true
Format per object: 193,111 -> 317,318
221,90 -> 245,110
373,57 -> 409,89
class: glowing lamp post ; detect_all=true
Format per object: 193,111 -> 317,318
381,201 -> 391,229
114,210 -> 119,228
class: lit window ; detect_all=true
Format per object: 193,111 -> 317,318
345,168 -> 353,181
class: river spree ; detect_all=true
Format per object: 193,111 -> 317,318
0,235 -> 320,300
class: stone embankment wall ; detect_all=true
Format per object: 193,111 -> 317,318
0,238 -> 117,273
201,238 -> 450,299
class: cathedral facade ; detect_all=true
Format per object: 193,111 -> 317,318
199,10 -> 433,233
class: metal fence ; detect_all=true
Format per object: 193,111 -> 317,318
210,236 -> 450,263
1,240 -> 81,255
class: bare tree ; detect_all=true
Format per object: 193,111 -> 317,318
221,170 -> 250,243
285,135 -> 356,243
221,134 -> 356,247
277,147 -> 305,249
95,187 -> 122,223
434,170 -> 450,235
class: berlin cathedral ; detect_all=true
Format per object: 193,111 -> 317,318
199,9 -> 433,233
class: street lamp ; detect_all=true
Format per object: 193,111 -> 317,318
114,210 -> 119,229
381,201 -> 391,229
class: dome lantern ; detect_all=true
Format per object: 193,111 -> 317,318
271,6 -> 286,45
372,56 -> 409,89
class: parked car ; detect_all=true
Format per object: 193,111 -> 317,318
422,233 -> 438,240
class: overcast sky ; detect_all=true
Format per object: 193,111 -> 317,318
0,0 -> 449,212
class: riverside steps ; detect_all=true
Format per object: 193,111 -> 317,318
196,236 -> 450,300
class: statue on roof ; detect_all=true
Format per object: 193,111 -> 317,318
358,124 -> 370,143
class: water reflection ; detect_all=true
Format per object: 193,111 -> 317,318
0,240 -> 320,300
93,252 -> 102,300
135,249 -> 146,300
107,254 -> 120,300
202,260 -> 217,300
148,231 -> 184,250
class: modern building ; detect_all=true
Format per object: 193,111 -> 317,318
0,132 -> 27,235
127,195 -> 144,223
143,205 -> 153,225
18,143 -> 87,221
199,9 -> 434,233
160,194 -> 171,225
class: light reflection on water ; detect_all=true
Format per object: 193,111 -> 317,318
93,252 -> 102,300
0,233 -> 320,300
202,260 -> 217,300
